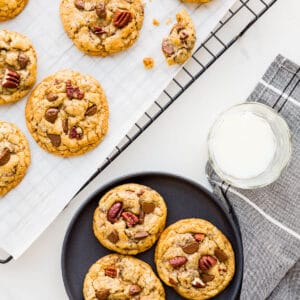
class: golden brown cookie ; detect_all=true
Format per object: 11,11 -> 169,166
0,30 -> 37,104
93,183 -> 167,255
83,254 -> 165,300
25,69 -> 109,157
0,121 -> 30,196
162,9 -> 196,65
0,0 -> 28,21
60,0 -> 144,56
155,219 -> 235,300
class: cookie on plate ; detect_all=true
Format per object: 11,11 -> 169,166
162,9 -> 196,65
0,0 -> 28,21
60,0 -> 144,56
155,218 -> 235,300
83,254 -> 165,300
93,183 -> 167,255
25,69 -> 109,157
0,29 -> 37,104
0,121 -> 30,196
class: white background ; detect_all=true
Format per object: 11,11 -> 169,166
1,0 -> 300,299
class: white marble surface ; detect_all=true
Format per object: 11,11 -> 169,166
1,0 -> 300,299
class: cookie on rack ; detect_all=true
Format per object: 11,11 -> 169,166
25,69 -> 109,157
83,254 -> 165,300
155,218 -> 235,300
0,0 -> 28,21
162,9 -> 196,65
0,121 -> 30,196
0,29 -> 37,104
60,0 -> 144,56
93,183 -> 167,255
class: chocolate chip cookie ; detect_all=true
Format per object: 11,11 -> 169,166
60,0 -> 144,56
93,183 -> 167,255
0,121 -> 30,196
25,69 -> 109,157
0,0 -> 28,21
83,254 -> 165,300
155,219 -> 235,300
162,9 -> 196,65
0,30 -> 37,104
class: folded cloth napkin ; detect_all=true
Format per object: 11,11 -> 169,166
206,55 -> 300,300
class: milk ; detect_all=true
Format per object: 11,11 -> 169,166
210,111 -> 277,179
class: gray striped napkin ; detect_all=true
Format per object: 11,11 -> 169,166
206,55 -> 300,300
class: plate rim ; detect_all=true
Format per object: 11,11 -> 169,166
61,171 -> 244,300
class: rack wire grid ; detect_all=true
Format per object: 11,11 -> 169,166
78,0 -> 277,192
0,0 -> 277,264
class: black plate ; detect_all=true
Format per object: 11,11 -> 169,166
62,172 -> 243,300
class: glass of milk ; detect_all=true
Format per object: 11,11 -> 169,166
208,102 -> 292,189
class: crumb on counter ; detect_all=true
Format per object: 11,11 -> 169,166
143,57 -> 155,69
152,18 -> 160,26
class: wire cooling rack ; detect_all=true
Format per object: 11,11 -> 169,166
0,0 -> 277,264
78,0 -> 278,193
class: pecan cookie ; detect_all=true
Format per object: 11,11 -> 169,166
83,254 -> 165,300
25,69 -> 109,157
155,219 -> 235,300
0,30 -> 37,104
93,183 -> 167,255
60,0 -> 144,56
162,9 -> 196,65
0,0 -> 28,21
0,121 -> 30,196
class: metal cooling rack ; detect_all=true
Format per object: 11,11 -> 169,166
0,0 -> 277,264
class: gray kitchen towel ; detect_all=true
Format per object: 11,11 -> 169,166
206,55 -> 300,300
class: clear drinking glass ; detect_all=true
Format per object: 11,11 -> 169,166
207,102 -> 292,189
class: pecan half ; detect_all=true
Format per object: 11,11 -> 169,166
85,104 -> 97,116
107,229 -> 119,244
200,273 -> 215,283
199,255 -> 217,271
191,277 -> 205,288
182,242 -> 199,254
194,233 -> 205,242
74,0 -> 85,10
45,108 -> 59,124
107,202 -> 123,223
66,80 -> 84,100
96,3 -> 106,18
113,10 -> 132,28
0,148 -> 11,166
104,266 -> 117,278
92,26 -> 107,35
129,284 -> 142,296
169,256 -> 187,268
162,40 -> 174,55
2,69 -> 20,89
69,126 -> 83,139
47,134 -> 61,147
95,289 -> 109,300
18,53 -> 29,69
214,248 -> 228,262
122,211 -> 139,227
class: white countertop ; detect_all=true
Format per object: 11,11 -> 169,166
1,0 -> 300,299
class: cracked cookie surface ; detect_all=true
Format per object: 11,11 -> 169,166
25,69 -> 109,157
162,9 -> 196,65
155,219 -> 235,300
93,183 -> 167,255
60,0 -> 144,56
0,121 -> 30,196
0,30 -> 37,104
0,0 -> 28,21
83,254 -> 165,300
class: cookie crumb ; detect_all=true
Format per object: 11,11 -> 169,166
143,57 -> 155,69
152,18 -> 160,26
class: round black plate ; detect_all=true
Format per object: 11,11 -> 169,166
62,172 -> 243,300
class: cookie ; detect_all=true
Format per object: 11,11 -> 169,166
162,9 -> 196,65
155,219 -> 235,300
60,0 -> 144,56
0,121 -> 30,196
83,254 -> 165,300
0,30 -> 37,104
93,183 -> 167,255
0,0 -> 28,21
25,69 -> 109,157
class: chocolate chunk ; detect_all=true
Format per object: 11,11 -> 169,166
62,119 -> 68,134
18,53 -> 29,69
134,231 -> 149,240
95,289 -> 109,300
169,256 -> 187,268
0,148 -> 11,166
214,248 -> 228,262
45,108 -> 59,123
200,273 -> 215,283
46,93 -> 58,102
138,208 -> 145,224
141,202 -> 155,214
85,104 -> 97,116
107,229 -> 119,244
96,3 -> 106,18
182,242 -> 199,254
47,134 -> 61,147
162,40 -> 175,55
